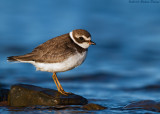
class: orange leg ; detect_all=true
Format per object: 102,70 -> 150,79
52,73 -> 60,92
52,73 -> 71,95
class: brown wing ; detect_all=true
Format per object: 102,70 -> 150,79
8,34 -> 77,63
32,34 -> 77,63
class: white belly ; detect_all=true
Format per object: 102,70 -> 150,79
32,51 -> 87,72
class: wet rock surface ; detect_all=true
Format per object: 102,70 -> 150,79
124,100 -> 160,112
8,84 -> 88,107
82,103 -> 107,110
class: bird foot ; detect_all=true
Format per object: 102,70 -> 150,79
58,90 -> 72,96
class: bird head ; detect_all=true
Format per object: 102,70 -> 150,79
69,29 -> 96,49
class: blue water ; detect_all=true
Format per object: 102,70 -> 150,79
1,0 -> 160,113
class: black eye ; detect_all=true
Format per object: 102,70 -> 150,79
79,37 -> 84,40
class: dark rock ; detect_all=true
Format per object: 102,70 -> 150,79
0,101 -> 8,106
82,103 -> 107,110
124,100 -> 160,112
8,84 -> 88,107
0,88 -> 9,102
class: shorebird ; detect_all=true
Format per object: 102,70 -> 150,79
8,29 -> 96,95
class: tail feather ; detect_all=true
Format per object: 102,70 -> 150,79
7,56 -> 18,62
7,54 -> 34,62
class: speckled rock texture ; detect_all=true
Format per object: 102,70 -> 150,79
82,103 -> 107,110
8,84 -> 88,107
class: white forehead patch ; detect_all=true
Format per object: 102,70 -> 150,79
69,31 -> 90,49
82,35 -> 91,41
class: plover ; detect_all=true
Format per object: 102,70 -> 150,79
8,29 -> 96,95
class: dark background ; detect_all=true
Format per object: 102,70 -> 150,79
1,0 -> 160,113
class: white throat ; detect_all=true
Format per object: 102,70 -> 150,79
69,31 -> 90,49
